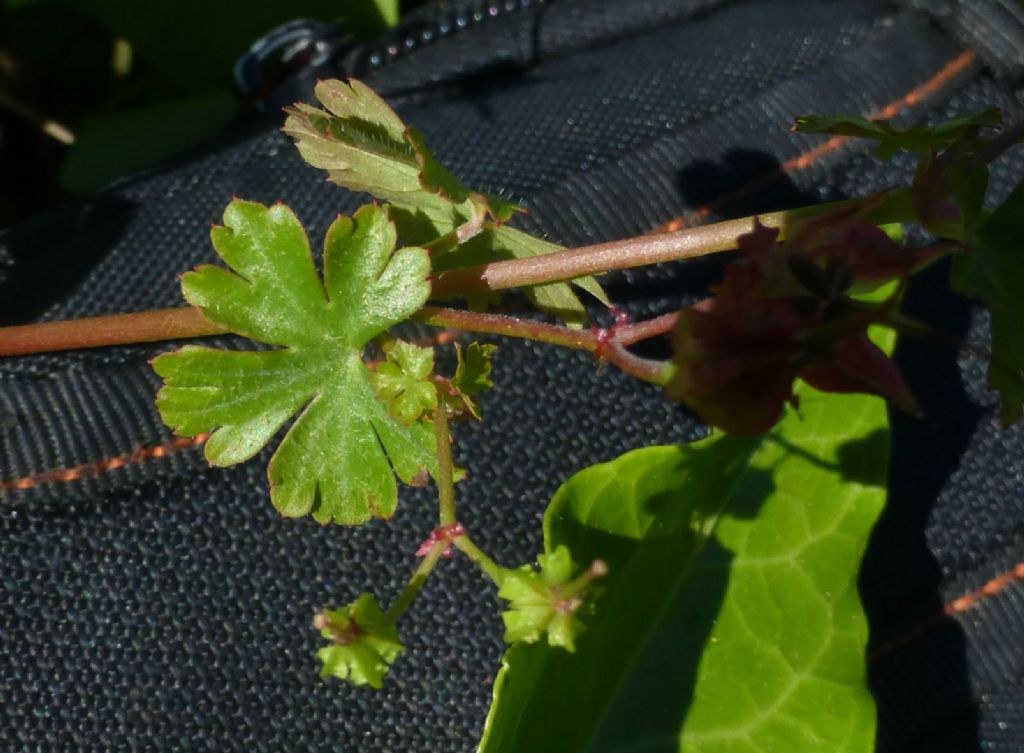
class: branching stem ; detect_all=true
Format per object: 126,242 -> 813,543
433,395 -> 458,526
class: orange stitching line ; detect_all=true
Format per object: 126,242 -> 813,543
652,50 -> 978,233
0,433 -> 210,493
944,561 -> 1024,617
870,559 -> 1024,662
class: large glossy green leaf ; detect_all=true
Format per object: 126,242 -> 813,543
479,353 -> 892,752
154,200 -> 437,525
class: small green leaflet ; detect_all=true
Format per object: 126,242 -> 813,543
283,78 -> 608,325
478,334 -> 893,753
153,200 -> 437,525
793,109 -> 1001,160
952,180 -> 1024,424
372,340 -> 438,424
452,341 -> 497,419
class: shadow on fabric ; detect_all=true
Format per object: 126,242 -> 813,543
862,259 -> 982,753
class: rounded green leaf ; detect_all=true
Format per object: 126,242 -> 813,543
153,200 -> 436,525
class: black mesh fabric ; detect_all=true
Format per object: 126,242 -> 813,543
1,0 -> 1023,750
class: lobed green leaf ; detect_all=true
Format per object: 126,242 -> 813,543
154,199 -> 437,525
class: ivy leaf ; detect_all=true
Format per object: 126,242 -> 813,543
479,354 -> 892,753
315,593 -> 404,689
371,340 -> 438,424
283,79 -> 608,325
153,200 -> 437,525
952,180 -> 1024,424
793,109 -> 1001,160
451,341 -> 497,419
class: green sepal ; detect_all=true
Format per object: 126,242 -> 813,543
316,593 -> 404,689
498,545 -> 601,653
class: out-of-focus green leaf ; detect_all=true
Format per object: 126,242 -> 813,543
58,92 -> 239,193
60,0 -> 393,93
479,334 -> 893,752
952,180 -> 1024,424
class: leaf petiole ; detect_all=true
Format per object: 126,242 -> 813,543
385,544 -> 446,623
433,394 -> 458,526
454,535 -> 506,587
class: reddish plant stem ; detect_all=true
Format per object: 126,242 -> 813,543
414,306 -> 595,351
982,116 -> 1024,164
430,212 -> 786,298
417,307 -> 674,384
0,307 -> 227,357
0,303 -> 676,383
602,343 -> 672,384
615,312 -> 680,346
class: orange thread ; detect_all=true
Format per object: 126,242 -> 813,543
413,328 -> 464,347
0,433 -> 210,493
870,558 -> 1024,662
649,50 -> 977,234
944,561 -> 1024,616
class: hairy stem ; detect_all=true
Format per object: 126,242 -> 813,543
0,307 -> 227,356
430,212 -> 785,298
414,306 -> 594,350
433,395 -> 457,526
982,116 -> 1024,164
454,535 -> 505,586
417,306 -> 674,384
386,545 -> 445,623
602,342 -> 673,384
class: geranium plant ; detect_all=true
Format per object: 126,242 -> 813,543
1,79 -> 1022,752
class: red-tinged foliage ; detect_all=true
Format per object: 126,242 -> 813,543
666,295 -> 807,436
665,218 -> 919,435
800,334 -> 918,414
739,213 -> 946,299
